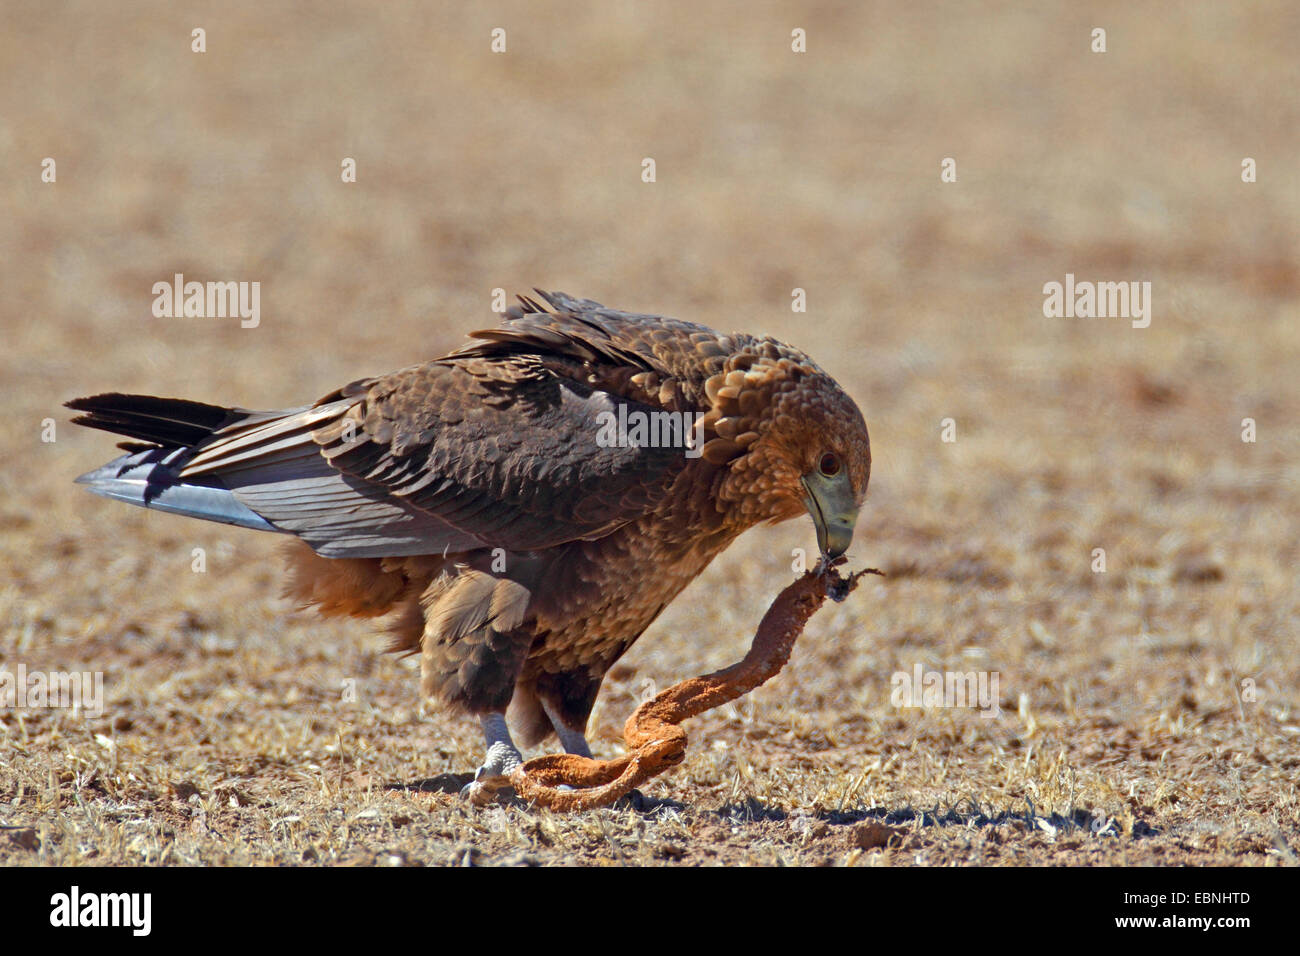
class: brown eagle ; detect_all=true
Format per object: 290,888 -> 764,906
68,291 -> 870,800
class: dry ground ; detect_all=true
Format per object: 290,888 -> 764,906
1,2 -> 1297,866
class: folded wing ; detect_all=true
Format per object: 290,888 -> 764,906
69,293 -> 712,558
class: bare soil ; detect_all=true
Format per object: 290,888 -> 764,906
1,1 -> 1296,866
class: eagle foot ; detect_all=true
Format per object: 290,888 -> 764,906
460,718 -> 525,805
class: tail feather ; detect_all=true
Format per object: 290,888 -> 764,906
73,447 -> 279,532
65,392 -> 242,448
68,390 -> 459,556
67,393 -> 281,533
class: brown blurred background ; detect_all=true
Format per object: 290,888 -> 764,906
1,2 -> 1296,864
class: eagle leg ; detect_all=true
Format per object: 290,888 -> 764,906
460,712 -> 524,805
541,699 -> 593,758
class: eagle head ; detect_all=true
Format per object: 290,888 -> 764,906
703,344 -> 870,561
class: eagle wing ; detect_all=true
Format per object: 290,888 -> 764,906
71,293 -> 735,559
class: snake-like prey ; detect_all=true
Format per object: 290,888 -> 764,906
504,561 -> 878,811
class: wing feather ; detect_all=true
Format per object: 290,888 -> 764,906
75,293 -> 742,559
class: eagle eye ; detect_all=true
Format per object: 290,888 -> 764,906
818,452 -> 841,478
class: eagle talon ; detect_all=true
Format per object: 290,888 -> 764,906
460,778 -> 507,805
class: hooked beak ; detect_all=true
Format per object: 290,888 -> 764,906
800,472 -> 859,560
